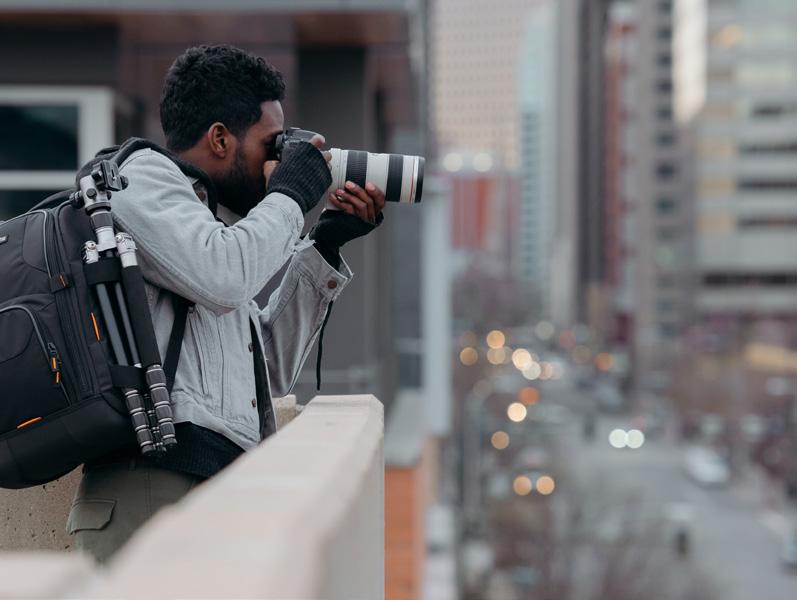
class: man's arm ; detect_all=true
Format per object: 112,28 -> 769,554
256,245 -> 352,398
257,180 -> 385,396
110,150 -> 305,314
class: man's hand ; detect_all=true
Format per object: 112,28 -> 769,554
263,134 -> 330,187
328,181 -> 386,225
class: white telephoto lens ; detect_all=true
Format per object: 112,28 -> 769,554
327,148 -> 424,206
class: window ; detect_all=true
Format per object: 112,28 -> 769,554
738,179 -> 797,191
703,273 -> 797,286
657,226 -> 678,240
738,216 -> 797,228
657,26 -> 672,40
739,141 -> 797,155
659,323 -> 679,338
657,132 -> 676,146
656,163 -> 678,179
750,102 -> 797,118
656,198 -> 677,214
657,53 -> 672,68
656,79 -> 673,94
0,86 -> 113,219
657,106 -> 673,120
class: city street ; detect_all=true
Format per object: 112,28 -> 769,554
550,381 -> 797,600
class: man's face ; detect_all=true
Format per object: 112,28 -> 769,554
214,100 -> 284,215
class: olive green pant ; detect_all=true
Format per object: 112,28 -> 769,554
66,459 -> 203,563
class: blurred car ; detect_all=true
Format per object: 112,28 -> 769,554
683,446 -> 730,487
781,531 -> 797,573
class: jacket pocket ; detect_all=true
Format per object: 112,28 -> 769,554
187,310 -> 210,396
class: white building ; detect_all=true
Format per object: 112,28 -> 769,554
694,0 -> 797,316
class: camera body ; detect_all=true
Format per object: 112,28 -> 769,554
269,127 -> 424,204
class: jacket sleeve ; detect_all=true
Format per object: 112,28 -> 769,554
257,244 -> 352,397
109,149 -> 305,314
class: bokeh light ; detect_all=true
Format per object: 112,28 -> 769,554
487,347 -> 507,365
507,402 -> 527,422
513,475 -> 533,496
627,429 -> 646,449
522,362 -> 542,380
536,475 -> 555,495
473,152 -> 493,172
442,152 -> 463,172
491,430 -> 510,450
572,345 -> 592,364
512,348 -> 533,370
460,346 -> 478,366
595,352 -> 614,372
486,329 -> 506,349
519,386 -> 539,405
559,330 -> 577,349
609,429 -> 628,449
539,362 -> 554,380
535,320 -> 555,340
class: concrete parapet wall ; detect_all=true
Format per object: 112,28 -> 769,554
0,396 -> 298,554
0,394 -> 383,600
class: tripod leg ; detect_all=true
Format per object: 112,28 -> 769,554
113,282 -> 140,365
116,234 -> 177,447
94,282 -> 157,455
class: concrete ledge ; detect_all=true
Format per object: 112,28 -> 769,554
72,394 -> 385,600
0,553 -> 94,599
0,396 -> 297,555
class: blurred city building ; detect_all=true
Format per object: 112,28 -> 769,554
603,0 -> 692,395
517,0 -> 558,314
432,0 -> 537,171
692,0 -> 797,320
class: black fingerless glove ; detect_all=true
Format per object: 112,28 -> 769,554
309,209 -> 384,270
267,141 -> 332,214
309,209 -> 383,247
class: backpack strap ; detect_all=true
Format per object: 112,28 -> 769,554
164,295 -> 193,393
28,189 -> 73,212
75,137 -> 219,217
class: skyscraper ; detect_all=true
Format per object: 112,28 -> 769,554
693,0 -> 797,320
517,0 -> 558,312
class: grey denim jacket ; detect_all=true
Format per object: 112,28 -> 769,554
110,149 -> 352,450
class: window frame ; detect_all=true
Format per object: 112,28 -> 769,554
0,85 -> 113,191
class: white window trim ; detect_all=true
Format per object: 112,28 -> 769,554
0,85 -> 113,190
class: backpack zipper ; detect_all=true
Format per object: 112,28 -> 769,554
0,305 -> 72,405
44,209 -> 93,394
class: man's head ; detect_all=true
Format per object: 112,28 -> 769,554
160,45 -> 286,215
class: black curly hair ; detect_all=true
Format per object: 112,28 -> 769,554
160,45 -> 286,152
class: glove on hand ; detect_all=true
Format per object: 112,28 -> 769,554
267,141 -> 332,214
309,209 -> 384,249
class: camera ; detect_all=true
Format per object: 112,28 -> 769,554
268,128 -> 424,204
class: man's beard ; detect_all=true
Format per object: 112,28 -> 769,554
213,147 -> 266,217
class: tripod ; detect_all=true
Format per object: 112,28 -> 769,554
71,160 -> 177,455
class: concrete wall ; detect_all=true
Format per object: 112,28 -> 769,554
0,395 -> 384,599
0,396 -> 298,553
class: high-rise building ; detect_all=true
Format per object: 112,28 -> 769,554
517,0 -> 558,311
602,0 -> 690,392
693,0 -> 797,319
553,0 -> 613,331
433,0 -> 538,171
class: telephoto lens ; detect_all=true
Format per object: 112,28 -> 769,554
270,128 -> 425,204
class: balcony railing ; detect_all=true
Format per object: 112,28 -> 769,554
0,395 -> 385,600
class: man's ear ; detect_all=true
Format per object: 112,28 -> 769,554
207,122 -> 232,158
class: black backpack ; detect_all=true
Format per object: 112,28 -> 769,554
0,138 -> 216,489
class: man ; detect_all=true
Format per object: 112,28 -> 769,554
66,45 -> 385,561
